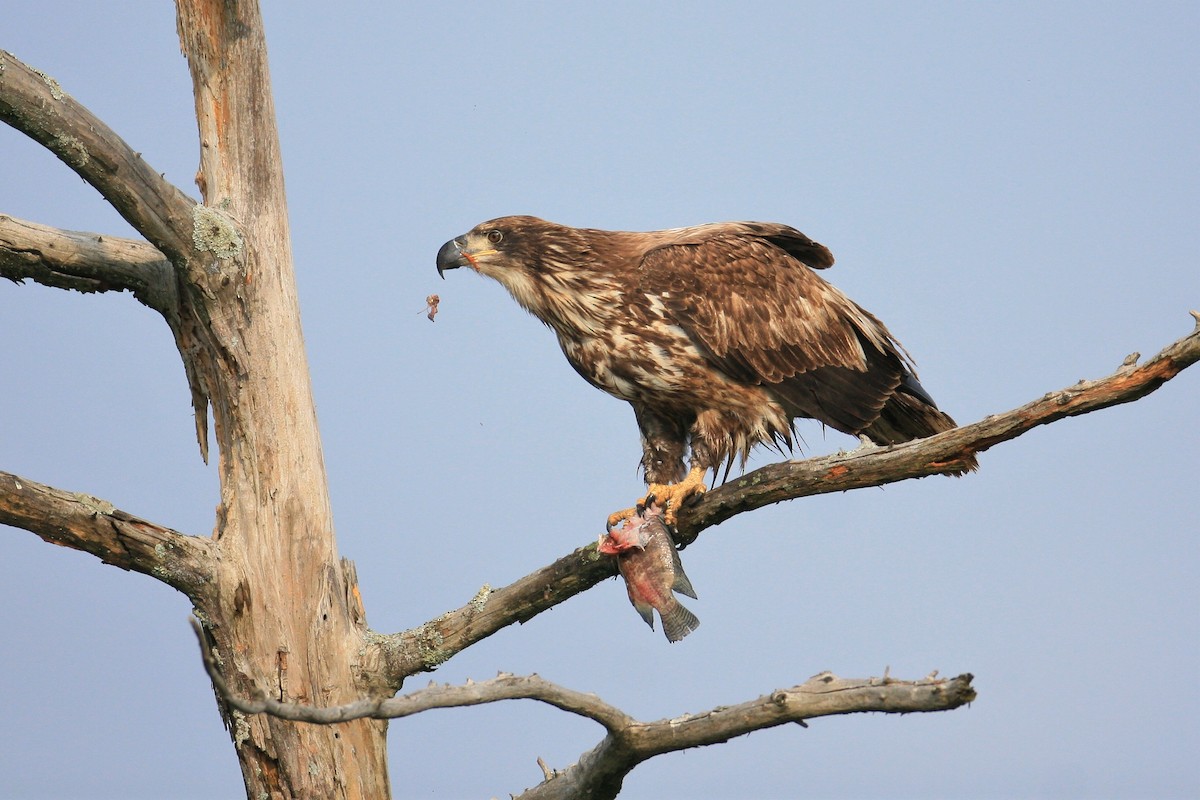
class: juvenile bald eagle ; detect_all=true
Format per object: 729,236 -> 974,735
437,216 -> 973,527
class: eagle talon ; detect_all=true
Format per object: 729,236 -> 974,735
606,506 -> 636,533
606,467 -> 710,532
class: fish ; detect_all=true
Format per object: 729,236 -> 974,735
599,506 -> 700,642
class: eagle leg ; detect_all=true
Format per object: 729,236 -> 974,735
606,466 -> 708,530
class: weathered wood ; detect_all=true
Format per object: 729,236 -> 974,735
518,672 -> 976,800
0,51 -> 214,452
192,623 -> 973,800
4,7 -> 395,796
0,470 -> 211,598
0,51 -> 196,267
371,544 -> 616,684
0,214 -> 175,311
169,1 -> 391,797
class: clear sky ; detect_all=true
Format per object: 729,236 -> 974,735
2,2 -> 1197,798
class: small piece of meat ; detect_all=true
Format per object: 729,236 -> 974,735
423,294 -> 440,321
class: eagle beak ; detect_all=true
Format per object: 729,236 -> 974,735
436,237 -> 470,279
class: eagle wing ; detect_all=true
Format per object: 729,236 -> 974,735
637,227 -> 915,436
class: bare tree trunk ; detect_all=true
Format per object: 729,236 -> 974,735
172,2 -> 391,796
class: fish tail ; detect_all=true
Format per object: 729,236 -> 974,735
660,599 -> 700,643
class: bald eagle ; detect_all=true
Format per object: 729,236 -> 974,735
437,216 -> 974,527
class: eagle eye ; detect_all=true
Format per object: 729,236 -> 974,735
486,230 -> 503,244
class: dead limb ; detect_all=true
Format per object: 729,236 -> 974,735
370,315 -> 1200,683
194,616 -> 971,800
0,214 -> 176,312
679,311 -> 1200,539
517,671 -> 975,800
0,50 -> 197,265
0,470 -> 211,599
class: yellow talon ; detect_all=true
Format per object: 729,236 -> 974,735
606,506 -> 637,531
607,466 -> 708,529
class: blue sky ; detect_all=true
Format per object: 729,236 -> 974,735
2,2 -> 1198,798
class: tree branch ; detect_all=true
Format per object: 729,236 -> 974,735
0,470 -> 212,600
369,315 -> 1200,684
0,214 -> 176,313
0,50 -> 198,267
193,617 -> 634,730
676,311 -> 1200,541
193,617 -> 971,800
0,50 -> 224,461
518,671 -> 976,800
364,547 -> 617,687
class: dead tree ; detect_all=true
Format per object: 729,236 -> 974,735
1,3 -> 1197,798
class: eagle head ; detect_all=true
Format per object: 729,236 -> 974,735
437,215 -> 564,275
437,216 -> 611,328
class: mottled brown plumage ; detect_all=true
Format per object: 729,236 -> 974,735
437,216 -> 971,520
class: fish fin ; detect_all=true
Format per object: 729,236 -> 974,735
633,600 -> 655,630
660,599 -> 700,643
671,549 -> 699,599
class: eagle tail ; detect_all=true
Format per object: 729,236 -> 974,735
863,375 -> 979,473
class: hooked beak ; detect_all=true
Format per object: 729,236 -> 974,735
436,237 -> 469,279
